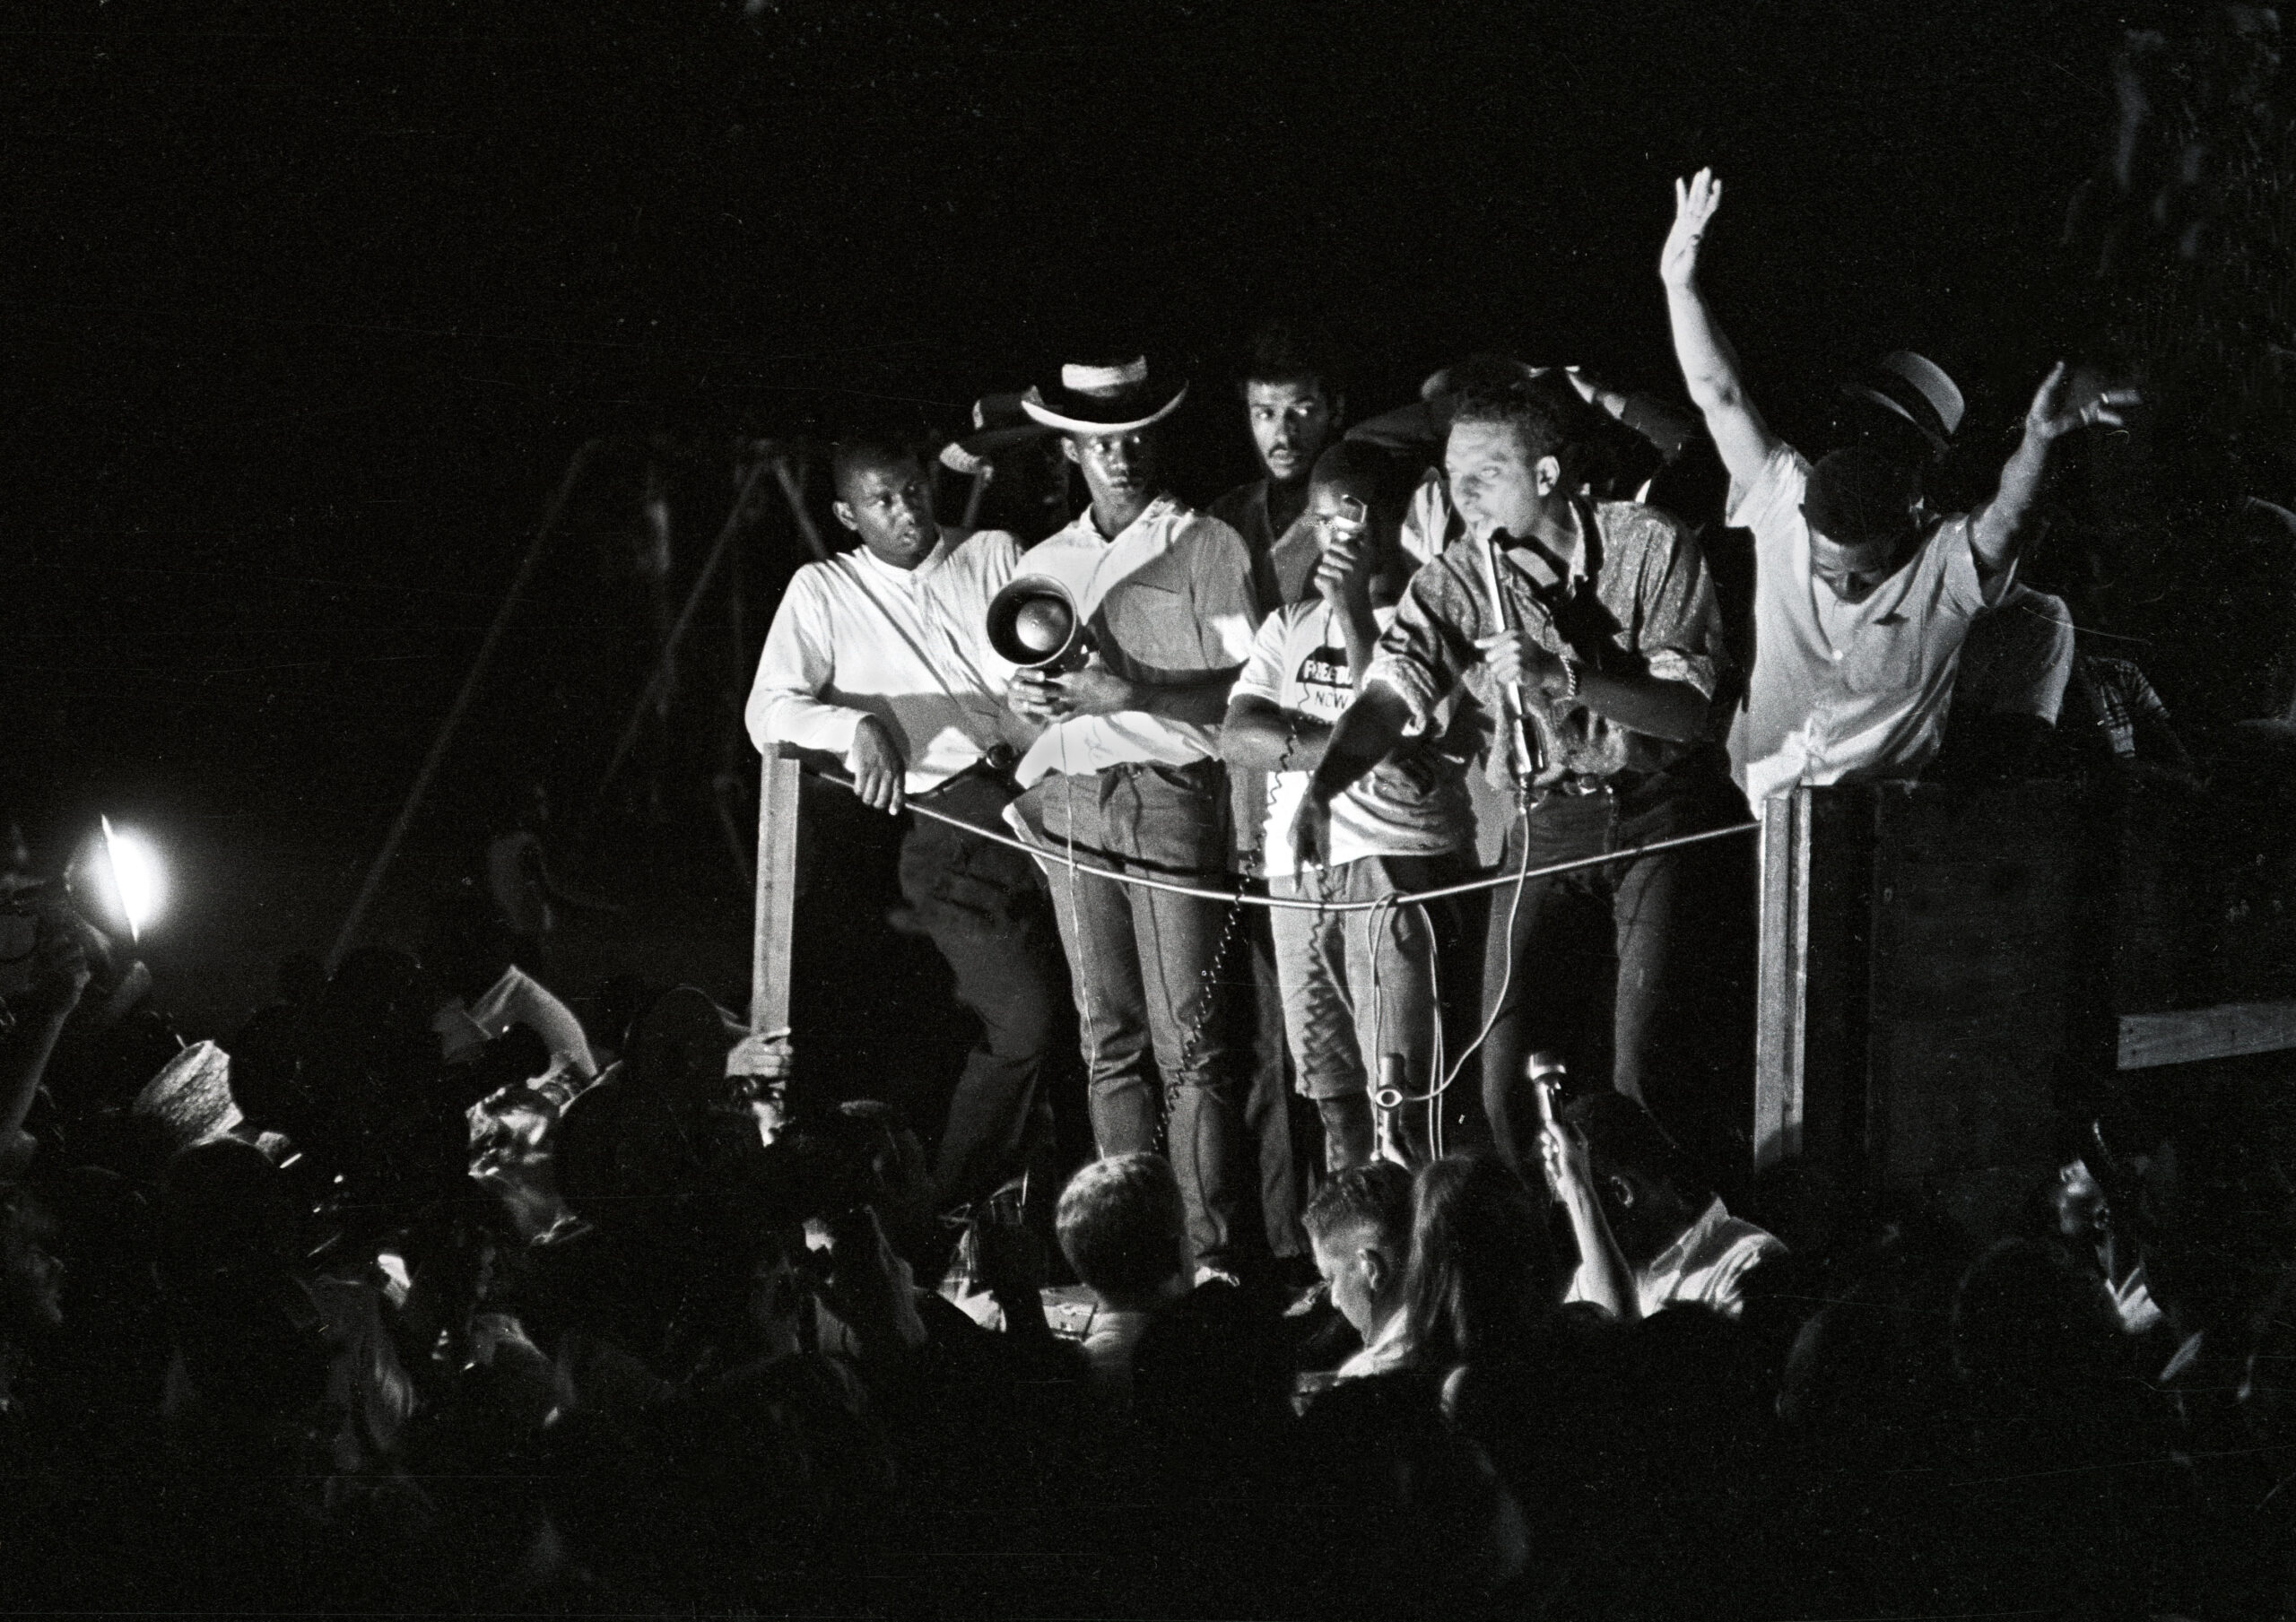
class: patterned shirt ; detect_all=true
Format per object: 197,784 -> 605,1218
1366,497 -> 1729,787
2079,655 -> 2175,759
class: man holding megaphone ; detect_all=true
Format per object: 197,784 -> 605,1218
1001,356 -> 1264,1284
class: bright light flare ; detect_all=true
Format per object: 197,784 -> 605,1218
100,817 -> 167,941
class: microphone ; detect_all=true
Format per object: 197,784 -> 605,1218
1477,530 -> 1544,786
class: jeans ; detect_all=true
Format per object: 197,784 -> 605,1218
1271,851 -> 1475,1165
898,767 -> 1069,1212
1480,762 -> 1754,1182
1019,759 -> 1249,1272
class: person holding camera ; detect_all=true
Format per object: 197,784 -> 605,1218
744,436 -> 1067,1221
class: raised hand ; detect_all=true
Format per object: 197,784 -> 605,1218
1660,168 -> 1723,290
2025,361 -> 2141,447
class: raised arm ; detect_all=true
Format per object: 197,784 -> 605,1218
1660,169 -> 1780,491
1970,362 -> 2140,578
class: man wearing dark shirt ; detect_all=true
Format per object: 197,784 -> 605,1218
1209,323 -> 1344,617
1298,378 -> 1752,1176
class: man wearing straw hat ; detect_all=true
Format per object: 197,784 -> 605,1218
1294,377 -> 1747,1179
1002,356 -> 1263,1281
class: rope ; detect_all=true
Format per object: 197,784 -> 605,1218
817,762 -> 1758,913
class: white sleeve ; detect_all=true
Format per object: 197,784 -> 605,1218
744,567 -> 867,759
1725,443 -> 1810,551
1231,609 -> 1292,707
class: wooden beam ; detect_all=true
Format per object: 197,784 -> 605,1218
750,750 -> 803,1036
2118,999 -> 2296,1070
1752,789 -> 1806,1171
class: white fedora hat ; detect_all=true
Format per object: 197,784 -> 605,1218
1020,357 -> 1188,435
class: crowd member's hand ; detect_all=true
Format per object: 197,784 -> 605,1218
1660,167 -> 1723,290
2024,361 -> 2140,448
726,1031 -> 796,1144
848,716 -> 908,814
27,924 -> 92,1018
1538,1116 -> 1598,1205
1476,629 -> 1568,696
818,1205 -> 929,1357
1291,790 -> 1336,871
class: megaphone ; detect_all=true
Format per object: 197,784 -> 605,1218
986,575 -> 1091,672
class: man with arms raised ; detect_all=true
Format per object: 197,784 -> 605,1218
1660,168 -> 2138,803
744,436 -> 1065,1219
1004,358 -> 1261,1281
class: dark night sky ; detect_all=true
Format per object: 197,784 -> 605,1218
5,0 -> 2112,835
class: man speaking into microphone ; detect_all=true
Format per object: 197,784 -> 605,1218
1294,378 -> 1750,1179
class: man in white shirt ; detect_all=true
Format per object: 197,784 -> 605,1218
1004,358 -> 1261,1279
1660,168 -> 2139,804
1223,444 -> 1472,1168
744,437 -> 1065,1217
1560,1090 -> 1783,1321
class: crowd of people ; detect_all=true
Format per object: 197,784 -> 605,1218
4,169 -> 2294,1617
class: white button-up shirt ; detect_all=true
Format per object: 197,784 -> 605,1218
1733,444 -> 1999,803
744,528 -> 1022,794
1568,1196 -> 1785,1321
1012,494 -> 1260,786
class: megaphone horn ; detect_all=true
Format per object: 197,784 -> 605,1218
987,575 -> 1090,671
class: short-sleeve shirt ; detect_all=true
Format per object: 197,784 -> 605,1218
1366,497 -> 1728,789
1013,494 -> 1260,785
1732,444 -> 1996,803
1234,599 -> 1473,876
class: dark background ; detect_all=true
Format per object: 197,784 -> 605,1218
0,0 -> 2152,1030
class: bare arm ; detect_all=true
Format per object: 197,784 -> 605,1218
1660,169 -> 1780,493
1479,637 -> 1714,744
1220,694 -> 1331,774
1290,685 -> 1417,868
1542,1120 -> 1641,1323
1970,363 -> 2141,578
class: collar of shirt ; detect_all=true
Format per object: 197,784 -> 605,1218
1645,1196 -> 1732,1282
849,534 -> 950,592
1495,496 -> 1596,594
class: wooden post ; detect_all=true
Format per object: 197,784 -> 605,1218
1752,790 -> 1806,1171
750,750 -> 803,1035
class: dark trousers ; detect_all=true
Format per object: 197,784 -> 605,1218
1480,764 -> 1754,1183
898,768 -> 1068,1212
1020,759 -> 1250,1273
